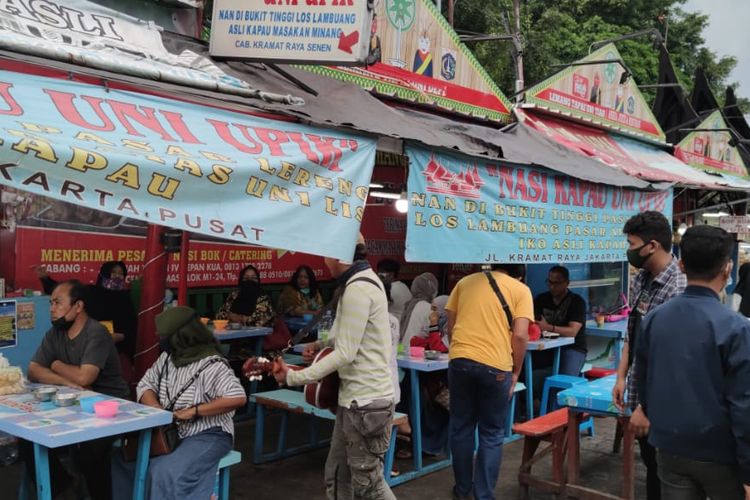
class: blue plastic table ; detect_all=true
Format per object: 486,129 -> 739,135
585,319 -> 627,368
524,337 -> 575,420
212,326 -> 272,342
557,375 -> 635,499
0,386 -> 171,500
394,353 -> 450,485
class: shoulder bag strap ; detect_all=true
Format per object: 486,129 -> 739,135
164,358 -> 226,411
484,271 -> 514,328
287,276 -> 383,347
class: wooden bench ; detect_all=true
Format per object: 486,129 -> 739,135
512,408 -> 572,499
250,389 -> 407,485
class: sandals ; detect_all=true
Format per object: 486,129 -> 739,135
395,434 -> 412,459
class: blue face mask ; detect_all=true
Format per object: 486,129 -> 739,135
300,287 -> 311,295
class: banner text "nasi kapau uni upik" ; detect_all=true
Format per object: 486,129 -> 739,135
405,146 -> 672,264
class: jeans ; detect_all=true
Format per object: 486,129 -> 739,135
657,450 -> 744,500
558,347 -> 587,376
324,399 -> 396,500
112,427 -> 232,500
639,436 -> 661,500
449,358 -> 512,500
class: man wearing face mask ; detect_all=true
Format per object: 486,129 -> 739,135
23,280 -> 128,500
613,211 -> 686,500
35,261 -> 138,382
634,225 -> 750,500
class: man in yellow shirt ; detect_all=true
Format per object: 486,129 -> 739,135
445,264 -> 533,500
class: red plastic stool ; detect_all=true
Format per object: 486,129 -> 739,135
584,367 -> 616,380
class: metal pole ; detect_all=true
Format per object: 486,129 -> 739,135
447,0 -> 454,27
513,0 -> 524,100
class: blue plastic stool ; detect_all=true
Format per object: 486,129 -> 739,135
540,374 -> 594,436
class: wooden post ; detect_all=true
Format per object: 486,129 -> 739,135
566,409 -> 581,486
133,224 -> 168,383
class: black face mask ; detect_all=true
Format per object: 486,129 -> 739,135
51,304 -> 76,331
159,337 -> 173,354
239,280 -> 261,294
626,242 -> 653,269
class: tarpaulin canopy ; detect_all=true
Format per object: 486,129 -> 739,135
516,109 -> 750,191
0,44 -> 662,193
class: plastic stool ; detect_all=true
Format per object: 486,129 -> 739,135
540,374 -> 594,436
584,367 -> 617,379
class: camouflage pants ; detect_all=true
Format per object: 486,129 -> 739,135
324,399 -> 396,500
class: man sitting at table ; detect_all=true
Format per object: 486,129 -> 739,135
22,279 -> 128,500
534,265 -> 587,376
634,225 -> 750,500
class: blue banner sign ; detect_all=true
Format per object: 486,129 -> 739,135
0,67 -> 376,261
405,146 -> 673,264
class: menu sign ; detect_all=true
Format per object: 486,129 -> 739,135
209,0 -> 372,64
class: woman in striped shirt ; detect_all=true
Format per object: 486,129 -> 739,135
112,307 -> 246,500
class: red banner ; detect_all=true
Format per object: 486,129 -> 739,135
13,225 -> 331,290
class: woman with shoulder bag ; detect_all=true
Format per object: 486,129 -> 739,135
112,307 -> 247,499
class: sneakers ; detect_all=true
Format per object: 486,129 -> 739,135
391,464 -> 400,477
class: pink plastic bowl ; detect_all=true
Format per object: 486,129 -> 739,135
409,346 -> 425,358
94,400 -> 119,418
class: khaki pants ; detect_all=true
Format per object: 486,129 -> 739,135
324,399 -> 396,500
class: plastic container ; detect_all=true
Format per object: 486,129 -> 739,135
0,432 -> 18,466
318,311 -> 333,341
528,323 -> 542,341
80,395 -> 107,413
199,317 -> 210,325
409,346 -> 425,358
213,320 -> 228,331
94,400 -> 119,418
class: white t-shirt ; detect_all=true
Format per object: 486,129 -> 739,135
389,281 -> 412,319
